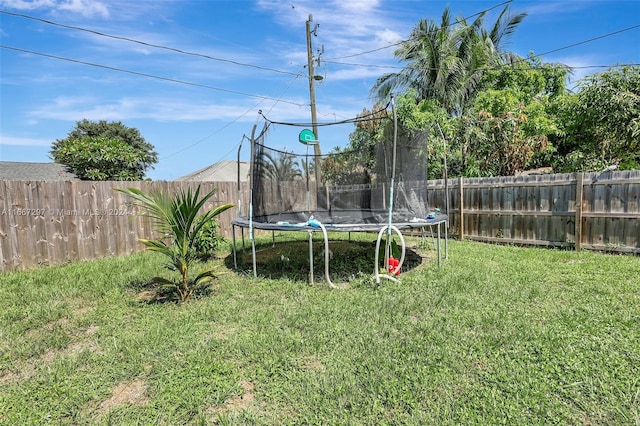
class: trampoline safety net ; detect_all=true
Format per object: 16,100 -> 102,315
248,113 -> 433,227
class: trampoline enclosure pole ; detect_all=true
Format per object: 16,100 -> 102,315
385,96 -> 398,266
248,124 -> 257,278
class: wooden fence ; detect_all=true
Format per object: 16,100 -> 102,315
426,170 -> 639,253
1,170 -> 638,271
1,180 -> 249,271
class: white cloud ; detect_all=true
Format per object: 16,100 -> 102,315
0,133 -> 51,146
58,0 -> 109,18
26,95 -> 296,122
0,0 -> 55,11
0,0 -> 110,18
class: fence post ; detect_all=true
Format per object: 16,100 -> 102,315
574,172 -> 583,251
458,176 -> 464,240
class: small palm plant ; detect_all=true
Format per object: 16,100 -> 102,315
116,185 -> 234,303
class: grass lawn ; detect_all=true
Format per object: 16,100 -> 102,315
1,234 -> 639,425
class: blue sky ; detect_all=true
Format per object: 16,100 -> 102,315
1,0 -> 639,180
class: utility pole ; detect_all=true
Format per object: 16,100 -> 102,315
306,14 -> 322,184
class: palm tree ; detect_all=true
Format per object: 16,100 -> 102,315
372,7 -> 464,114
115,185 -> 234,303
457,5 -> 527,111
371,5 -> 527,116
259,150 -> 303,181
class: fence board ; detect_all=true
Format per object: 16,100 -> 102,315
425,170 -> 639,254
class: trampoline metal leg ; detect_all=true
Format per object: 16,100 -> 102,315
232,225 -> 238,269
308,231 -> 314,285
251,233 -> 257,278
445,220 -> 449,259
437,223 -> 441,268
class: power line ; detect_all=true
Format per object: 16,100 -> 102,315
322,23 -> 640,73
161,71 -> 304,160
322,1 -> 638,75
0,10 -> 300,77
533,23 -> 640,58
259,100 -> 390,128
324,59 -> 639,72
323,0 -> 513,61
0,45 -> 307,107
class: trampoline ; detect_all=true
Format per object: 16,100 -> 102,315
231,98 -> 449,286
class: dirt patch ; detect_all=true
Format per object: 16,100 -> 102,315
135,290 -> 157,303
232,239 -> 426,282
0,324 -> 101,385
299,356 -> 326,372
215,329 -> 234,340
98,379 -> 149,413
225,379 -> 255,411
209,379 -> 256,421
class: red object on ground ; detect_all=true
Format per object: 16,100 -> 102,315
387,257 -> 401,275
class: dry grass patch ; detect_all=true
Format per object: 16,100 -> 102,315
1,322 -> 101,385
208,379 -> 258,421
299,355 -> 326,372
97,379 -> 149,414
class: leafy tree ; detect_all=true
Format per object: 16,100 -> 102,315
393,91 -> 457,179
557,65 -> 640,171
464,91 -> 557,176
369,5 -> 528,177
321,151 -> 372,185
51,120 -> 158,180
460,57 -> 568,176
479,54 -> 569,98
322,105 -> 388,185
52,136 -> 144,181
115,185 -> 234,303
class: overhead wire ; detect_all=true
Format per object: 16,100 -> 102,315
0,45 -> 307,107
161,68 -> 305,160
323,0 -> 514,61
0,9 -> 316,160
0,10 -> 299,77
533,23 -> 640,58
258,100 -> 390,128
0,8 -> 317,160
322,24 -> 640,73
2,3 -> 638,158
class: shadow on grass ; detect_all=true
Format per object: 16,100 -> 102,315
224,239 -> 424,283
124,278 -> 213,305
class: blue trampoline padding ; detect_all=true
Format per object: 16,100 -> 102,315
232,210 -> 448,233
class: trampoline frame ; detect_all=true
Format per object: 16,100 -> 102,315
230,215 -> 448,284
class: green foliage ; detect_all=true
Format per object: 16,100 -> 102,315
51,120 -> 158,180
393,91 -> 461,179
323,105 -> 388,185
192,216 -> 225,260
115,185 -> 234,302
556,65 -> 640,171
464,87 -> 559,176
51,136 -> 144,181
372,4 -> 527,116
259,150 -> 303,181
479,54 -> 569,100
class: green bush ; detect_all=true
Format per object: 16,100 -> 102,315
193,216 -> 225,260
